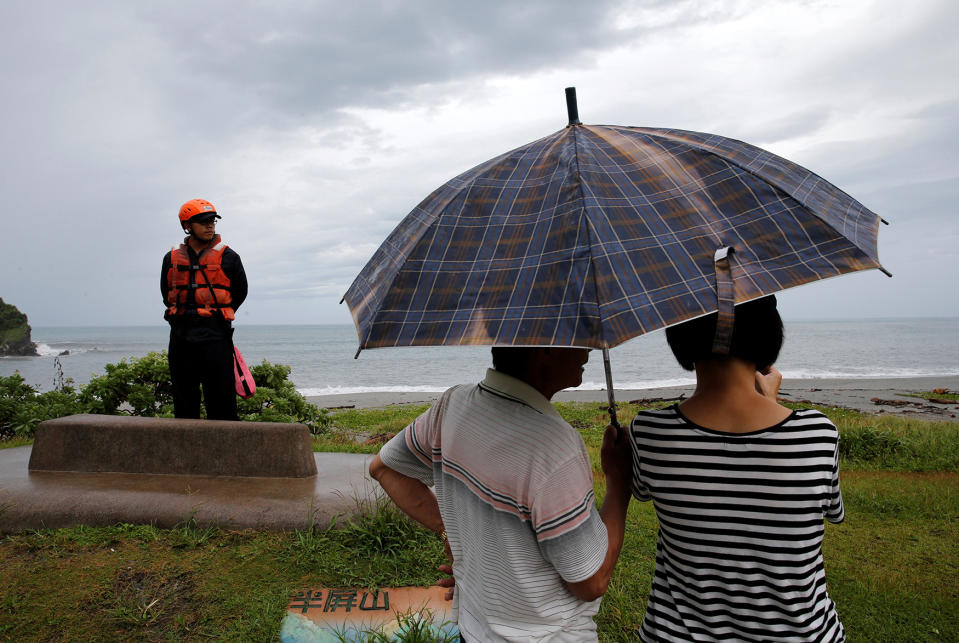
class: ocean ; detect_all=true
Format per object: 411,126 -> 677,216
3,319 -> 959,395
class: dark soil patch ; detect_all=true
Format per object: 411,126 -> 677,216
363,432 -> 397,445
102,567 -> 199,639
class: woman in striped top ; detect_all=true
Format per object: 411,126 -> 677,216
628,296 -> 845,642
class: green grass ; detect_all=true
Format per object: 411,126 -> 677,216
331,609 -> 459,643
2,398 -> 958,641
0,436 -> 32,450
311,404 -> 430,454
904,389 -> 959,402
0,501 -> 449,641
329,405 -> 430,433
831,411 -> 957,471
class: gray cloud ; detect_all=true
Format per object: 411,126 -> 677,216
133,1 -> 635,131
1,0 -> 957,327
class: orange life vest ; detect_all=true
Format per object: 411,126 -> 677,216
165,236 -> 235,321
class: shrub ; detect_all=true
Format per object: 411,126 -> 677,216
1,352 -> 329,438
239,360 -> 331,435
839,424 -> 908,462
0,374 -> 86,438
80,351 -> 174,416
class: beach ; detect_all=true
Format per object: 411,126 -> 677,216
308,374 -> 959,421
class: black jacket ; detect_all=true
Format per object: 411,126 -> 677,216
161,241 -> 248,341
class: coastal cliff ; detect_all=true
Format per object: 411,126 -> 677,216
0,298 -> 38,356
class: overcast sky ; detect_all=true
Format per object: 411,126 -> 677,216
1,0 -> 956,328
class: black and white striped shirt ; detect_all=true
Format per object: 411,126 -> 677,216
629,405 -> 845,642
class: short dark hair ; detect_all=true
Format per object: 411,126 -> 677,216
491,346 -> 539,379
665,296 -> 783,371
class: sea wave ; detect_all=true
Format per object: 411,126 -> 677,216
298,385 -> 450,396
35,344 -> 98,357
574,378 -> 696,391
298,378 -> 699,397
780,368 -> 959,379
298,370 -> 959,397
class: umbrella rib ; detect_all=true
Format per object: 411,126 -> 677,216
544,134 -> 592,347
630,127 -> 882,266
406,203 -> 455,346
583,152 -> 663,339
603,126 -> 733,318
583,126 -> 700,331
725,156 -> 867,288
754,164 -> 839,285
346,211 -> 431,350
615,126 -> 869,301
569,125 -> 612,350
456,136 -> 552,344
378,190 -> 463,349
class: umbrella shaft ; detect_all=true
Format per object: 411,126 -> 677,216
603,347 -> 618,427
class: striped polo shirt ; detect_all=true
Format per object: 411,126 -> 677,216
377,369 -> 608,641
629,405 -> 845,642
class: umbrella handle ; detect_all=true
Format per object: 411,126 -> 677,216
603,347 -> 619,428
565,87 -> 582,125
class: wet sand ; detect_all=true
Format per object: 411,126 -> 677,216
308,375 -> 959,421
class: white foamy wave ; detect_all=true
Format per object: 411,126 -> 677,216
781,368 -> 959,379
35,344 -> 63,357
298,384 -> 450,396
574,377 -> 696,391
300,378 -> 700,397
35,344 -> 93,357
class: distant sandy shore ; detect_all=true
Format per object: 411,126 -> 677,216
308,375 -> 959,421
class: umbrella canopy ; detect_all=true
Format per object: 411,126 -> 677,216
344,100 -> 887,357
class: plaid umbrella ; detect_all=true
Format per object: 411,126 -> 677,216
343,89 -> 889,419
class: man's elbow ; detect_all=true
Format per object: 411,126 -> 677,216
368,454 -> 388,482
565,573 -> 610,602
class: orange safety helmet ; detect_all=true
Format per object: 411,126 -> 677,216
178,198 -> 219,225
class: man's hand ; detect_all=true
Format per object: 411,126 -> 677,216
601,423 -> 632,490
755,365 -> 783,401
437,563 -> 455,601
565,422 -> 633,602
437,532 -> 455,600
370,454 -> 455,600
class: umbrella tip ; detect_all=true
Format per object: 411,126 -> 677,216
565,87 -> 581,126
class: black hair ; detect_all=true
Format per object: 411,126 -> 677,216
490,346 -> 539,379
665,295 -> 783,371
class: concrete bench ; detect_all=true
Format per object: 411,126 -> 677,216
28,414 -> 317,478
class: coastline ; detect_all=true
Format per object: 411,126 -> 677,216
307,374 -> 959,420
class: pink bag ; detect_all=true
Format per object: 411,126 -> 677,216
233,346 -> 256,399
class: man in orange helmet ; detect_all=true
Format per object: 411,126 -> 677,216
161,198 -> 248,420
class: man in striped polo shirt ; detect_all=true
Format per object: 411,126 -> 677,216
370,347 -> 633,641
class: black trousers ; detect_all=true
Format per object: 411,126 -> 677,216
168,333 -> 238,420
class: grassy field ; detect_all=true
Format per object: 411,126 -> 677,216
1,401 -> 957,641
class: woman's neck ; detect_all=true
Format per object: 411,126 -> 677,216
680,357 -> 790,432
692,357 -> 758,397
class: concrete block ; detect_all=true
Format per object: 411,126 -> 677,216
28,414 -> 317,478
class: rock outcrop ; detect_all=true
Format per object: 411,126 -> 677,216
0,298 -> 38,356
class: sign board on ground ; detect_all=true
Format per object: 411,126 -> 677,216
281,586 -> 458,642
